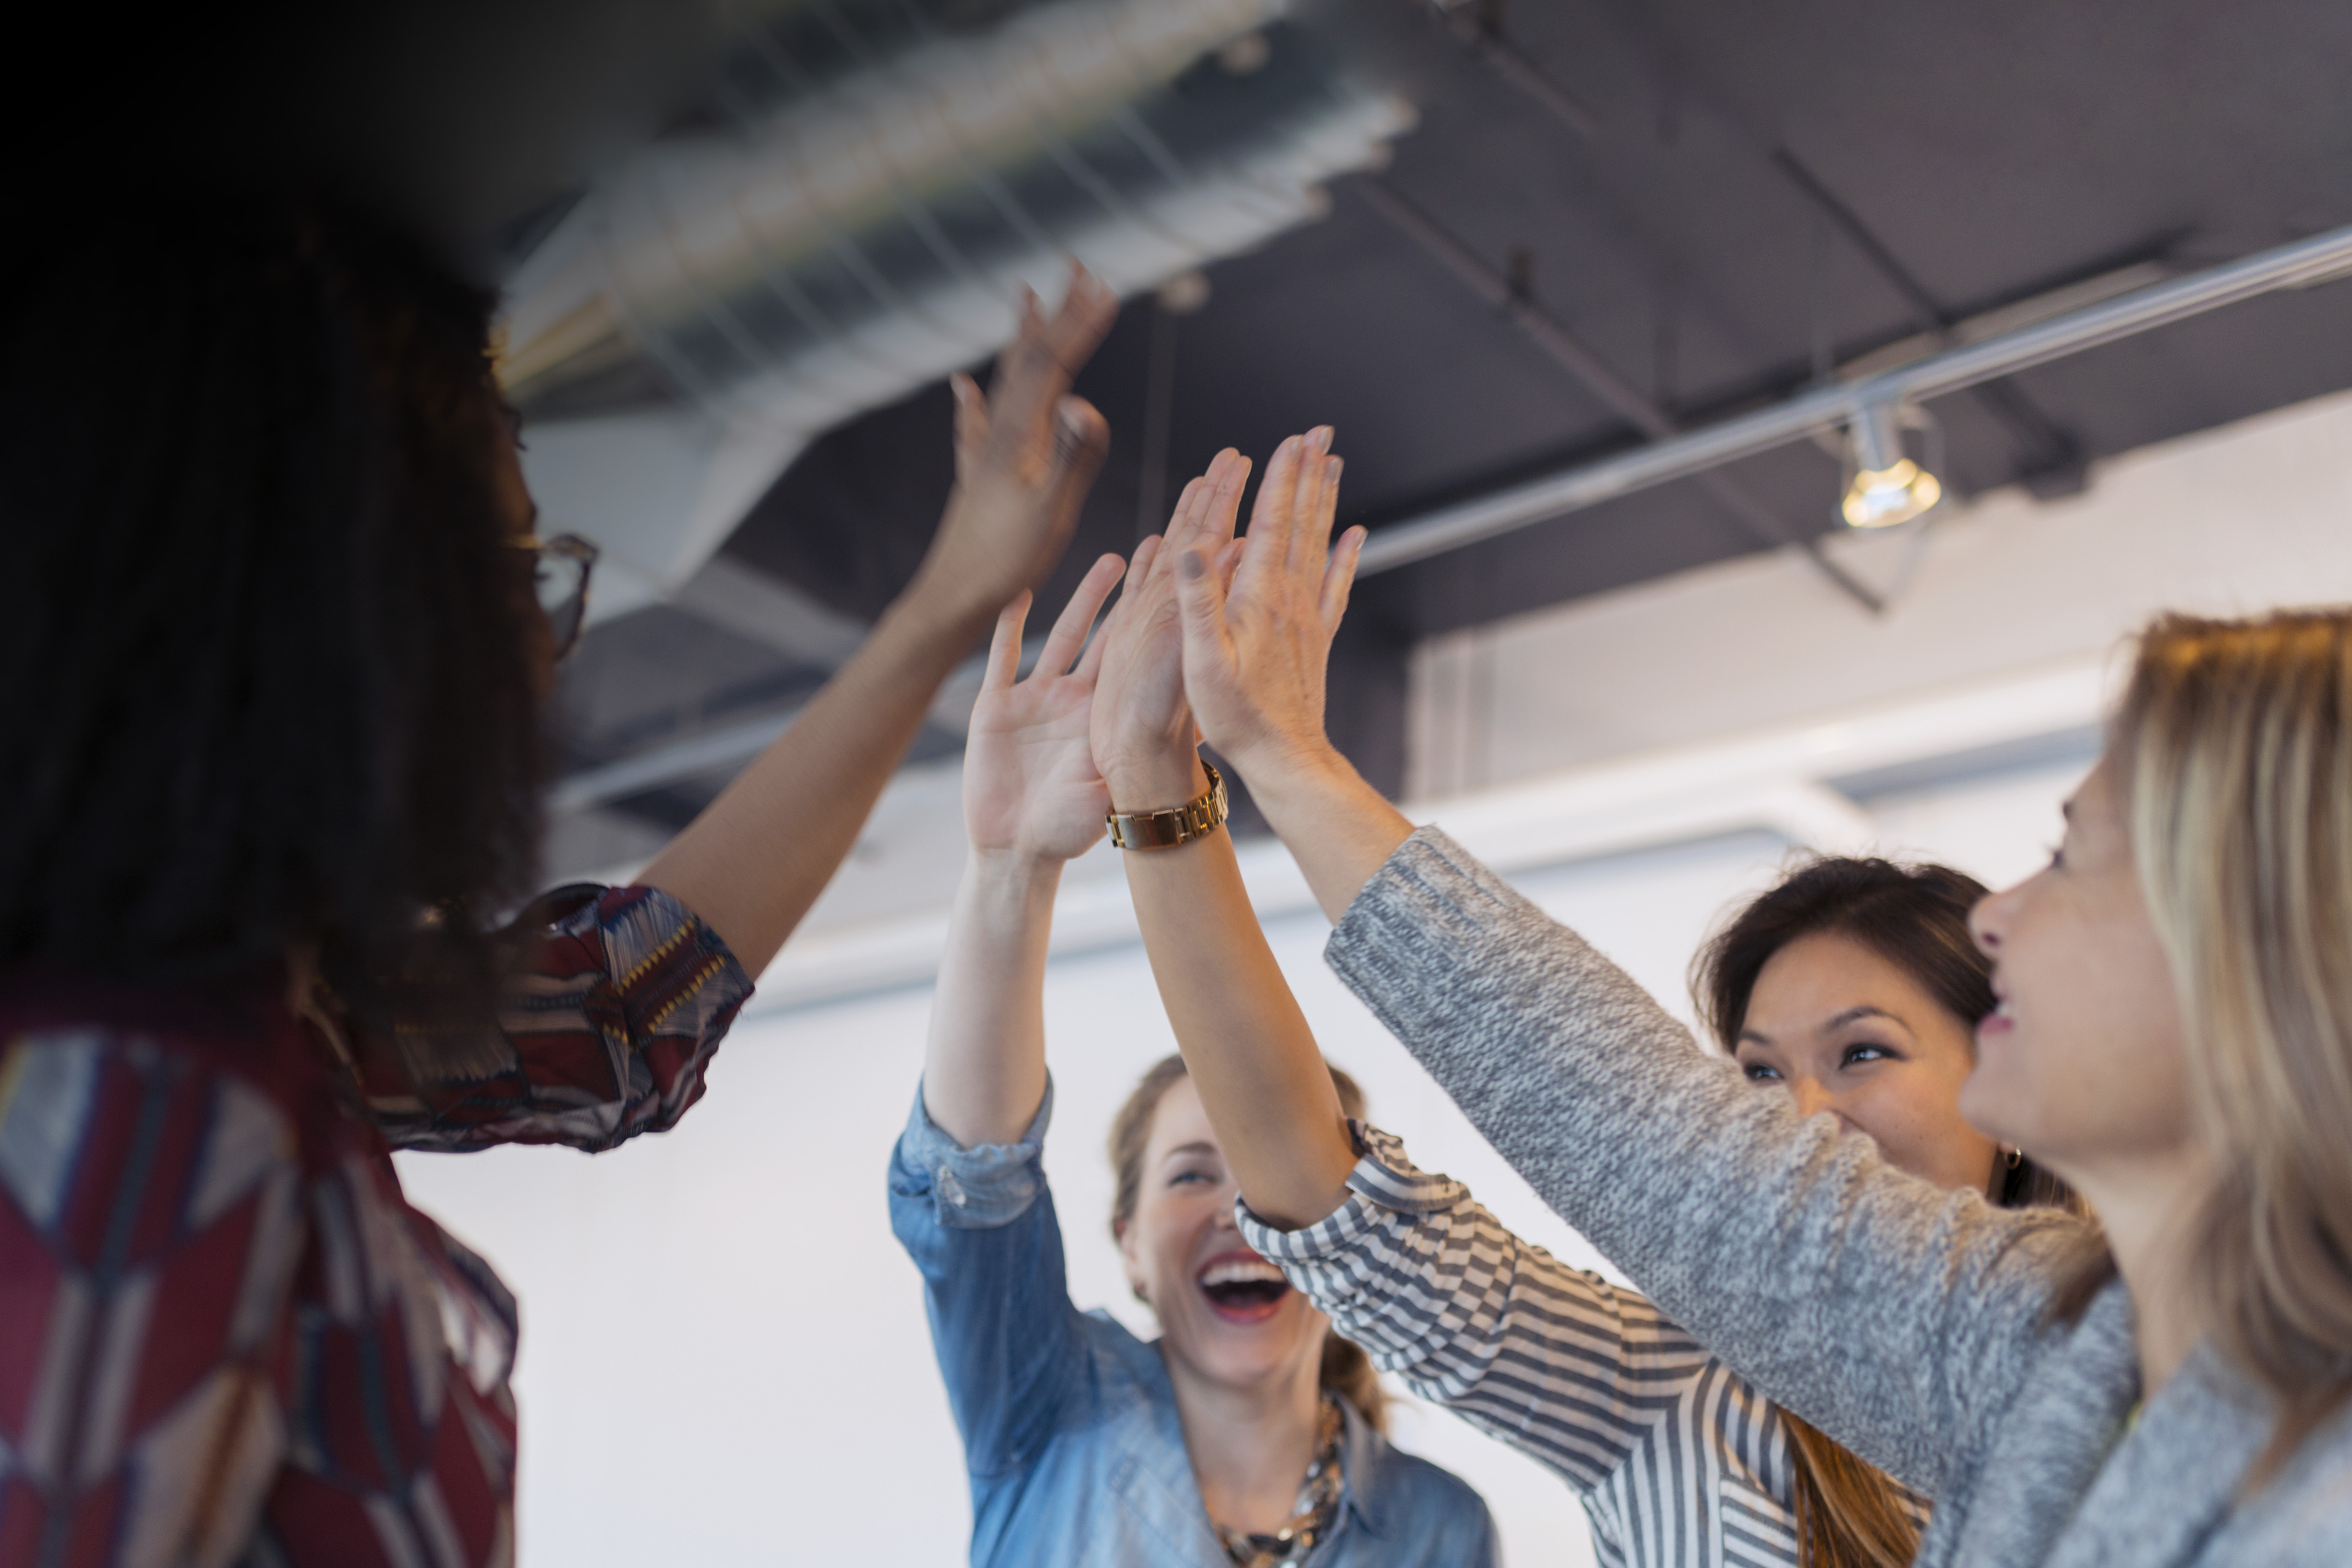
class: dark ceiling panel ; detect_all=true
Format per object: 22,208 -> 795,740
545,0 -> 2352,825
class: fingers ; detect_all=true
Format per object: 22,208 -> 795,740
1035,552 -> 1126,680
1319,525 -> 1366,629
1298,443 -> 1341,560
1215,536 -> 1245,594
1044,395 -> 1111,511
983,590 -> 1033,692
1041,262 -> 1118,375
984,266 -> 1118,463
950,372 -> 987,463
1164,450 -> 1250,559
1174,543 -> 1236,677
1090,533 -> 1164,654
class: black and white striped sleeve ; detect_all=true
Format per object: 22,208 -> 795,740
1238,1122 -> 1721,1498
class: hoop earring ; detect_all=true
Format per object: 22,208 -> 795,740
2006,1147 -> 2023,1169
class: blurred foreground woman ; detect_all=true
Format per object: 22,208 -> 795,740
889,556 -> 1495,1565
1131,443 -> 2352,1566
0,189 -> 1110,1565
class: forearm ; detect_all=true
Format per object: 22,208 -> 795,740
920,848 -> 1060,1148
1230,742 -> 1414,926
636,584 -> 990,975
1114,753 -> 1358,1227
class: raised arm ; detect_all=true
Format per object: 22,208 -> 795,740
922,552 -> 1128,1145
635,268 -> 1117,978
888,555 -> 1129,1476
1163,448 -> 2100,1493
1088,437 -> 1360,1230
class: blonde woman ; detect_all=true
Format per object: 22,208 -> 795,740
1090,431 -> 2352,1562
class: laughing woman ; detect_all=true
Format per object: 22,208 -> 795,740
888,554 -> 1495,1567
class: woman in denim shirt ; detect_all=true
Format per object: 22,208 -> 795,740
889,546 -> 1496,1567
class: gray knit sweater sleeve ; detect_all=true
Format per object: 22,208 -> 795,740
1324,827 -> 2097,1496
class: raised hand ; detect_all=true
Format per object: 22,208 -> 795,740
963,554 -> 1129,862
1171,426 -> 1363,780
913,264 -> 1118,624
1087,450 -> 1251,810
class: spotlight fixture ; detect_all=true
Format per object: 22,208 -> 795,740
1841,401 -> 1943,529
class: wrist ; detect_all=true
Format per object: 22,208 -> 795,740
1102,751 -> 1208,815
1226,734 -> 1349,801
966,844 -> 1069,888
891,561 -> 1000,652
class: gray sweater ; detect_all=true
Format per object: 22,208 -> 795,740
1325,828 -> 2352,1567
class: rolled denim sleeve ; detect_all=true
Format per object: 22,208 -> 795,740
890,1074 -> 1088,1482
892,1078 -> 1055,1229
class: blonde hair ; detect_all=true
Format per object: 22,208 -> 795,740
2110,608 -> 2352,1475
1108,1054 -> 1387,1432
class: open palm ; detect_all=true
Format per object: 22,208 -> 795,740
965,554 -> 1129,862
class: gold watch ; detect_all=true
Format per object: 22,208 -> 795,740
1107,760 -> 1229,850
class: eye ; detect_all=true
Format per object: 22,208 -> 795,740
1741,1061 -> 1782,1082
1840,1042 -> 1895,1068
1167,1168 -> 1215,1188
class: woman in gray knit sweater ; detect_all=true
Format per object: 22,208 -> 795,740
1083,429 -> 2352,1566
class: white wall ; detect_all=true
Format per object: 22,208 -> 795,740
395,750 -> 2097,1567
393,386 -> 2352,1566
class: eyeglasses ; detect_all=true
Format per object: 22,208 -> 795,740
514,533 -> 599,661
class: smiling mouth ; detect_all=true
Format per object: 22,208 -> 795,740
1196,1254 -> 1291,1322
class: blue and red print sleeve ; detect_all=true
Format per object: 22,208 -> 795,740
0,1028 -> 303,1566
372,883 -> 755,1154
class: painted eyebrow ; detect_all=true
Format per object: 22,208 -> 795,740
1738,1005 -> 1909,1047
1825,1005 -> 1909,1032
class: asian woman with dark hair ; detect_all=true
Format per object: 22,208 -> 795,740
0,186 -> 1114,1566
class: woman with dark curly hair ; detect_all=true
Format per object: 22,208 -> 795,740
0,186 -> 1112,1566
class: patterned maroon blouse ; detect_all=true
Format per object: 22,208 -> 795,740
0,884 -> 752,1568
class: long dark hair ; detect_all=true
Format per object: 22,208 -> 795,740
1109,1054 -> 1387,1433
0,185 -> 545,1048
1692,856 -> 2081,1568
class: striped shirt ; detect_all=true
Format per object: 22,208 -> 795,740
1238,1124 -> 1929,1568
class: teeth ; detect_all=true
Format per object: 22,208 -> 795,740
1199,1259 -> 1286,1288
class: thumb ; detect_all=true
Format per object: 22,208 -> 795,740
1174,545 -> 1238,685
1046,396 -> 1110,499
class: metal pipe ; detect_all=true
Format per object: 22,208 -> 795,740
1358,219 -> 2352,575
1359,178 -> 1883,611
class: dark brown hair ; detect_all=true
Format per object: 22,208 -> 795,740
1693,856 -> 2082,1567
1109,1054 -> 1387,1432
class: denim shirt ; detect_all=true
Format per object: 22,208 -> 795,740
889,1079 -> 1499,1568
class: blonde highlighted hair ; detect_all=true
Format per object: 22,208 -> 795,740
2108,608 -> 2352,1474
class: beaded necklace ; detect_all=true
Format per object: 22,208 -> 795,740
1215,1393 -> 1346,1567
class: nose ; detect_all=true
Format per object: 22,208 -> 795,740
1788,1077 -> 1837,1123
1969,887 -> 2008,960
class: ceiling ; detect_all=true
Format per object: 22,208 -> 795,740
74,0 -> 2352,870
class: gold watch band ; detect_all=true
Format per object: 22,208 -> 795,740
1106,760 -> 1229,850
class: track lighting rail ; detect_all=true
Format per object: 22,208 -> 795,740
1357,221 -> 2352,575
